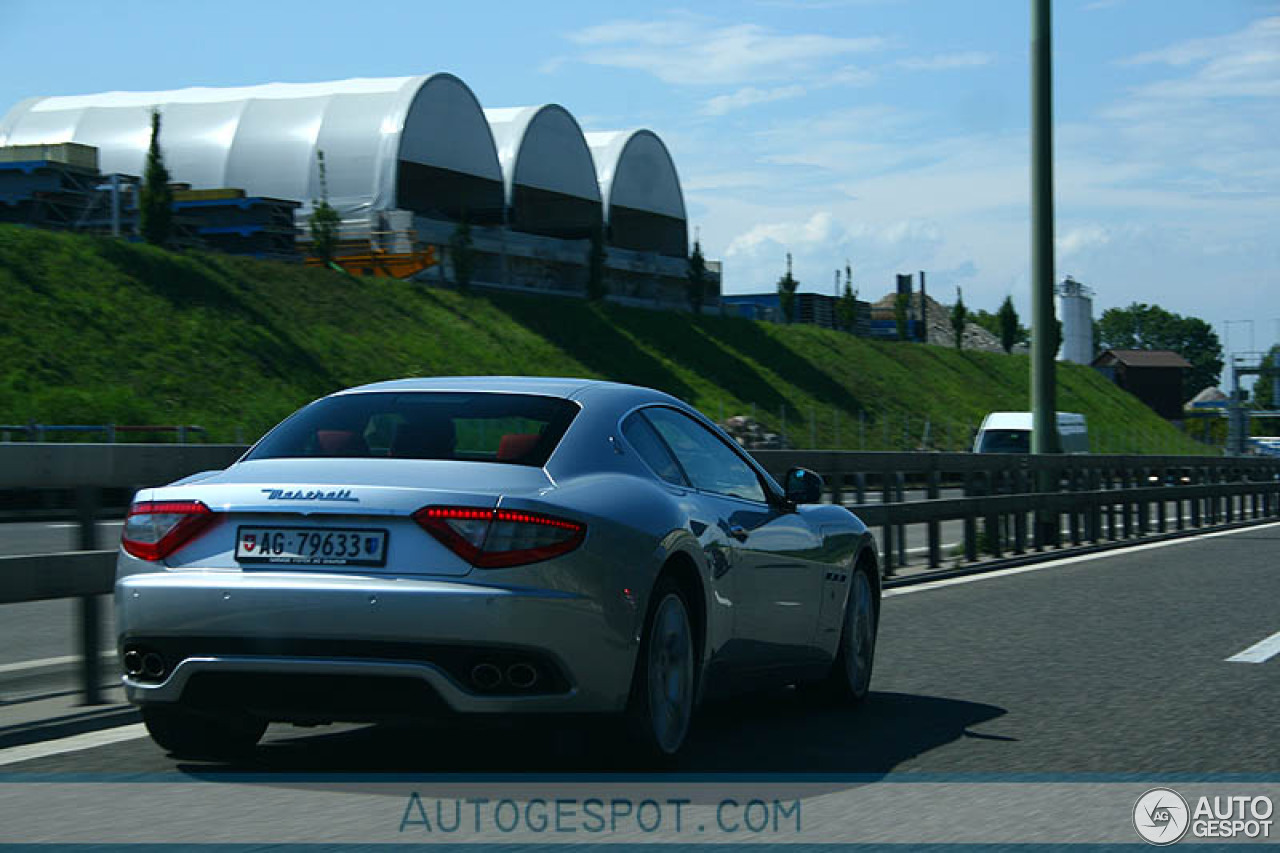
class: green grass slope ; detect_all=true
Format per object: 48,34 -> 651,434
0,225 -> 1204,453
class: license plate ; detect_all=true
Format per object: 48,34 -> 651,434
235,526 -> 388,567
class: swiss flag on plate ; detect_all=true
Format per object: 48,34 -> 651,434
243,534 -> 256,553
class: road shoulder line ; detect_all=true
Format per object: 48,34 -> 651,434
885,520 -> 1280,597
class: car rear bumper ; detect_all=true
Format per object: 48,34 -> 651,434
115,569 -> 638,717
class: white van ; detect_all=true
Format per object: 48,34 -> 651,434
972,411 -> 1089,454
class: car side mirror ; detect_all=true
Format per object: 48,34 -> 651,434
784,467 -> 823,505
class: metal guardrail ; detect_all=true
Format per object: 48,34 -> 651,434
2,444 -> 1278,702
0,444 -> 245,703
0,424 -> 208,443
751,450 -> 1280,572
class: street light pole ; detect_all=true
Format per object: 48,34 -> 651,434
1031,0 -> 1058,457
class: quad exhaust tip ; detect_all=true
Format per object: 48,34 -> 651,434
141,652 -> 166,680
469,661 -> 540,691
506,663 -> 538,689
123,650 -> 144,676
470,663 -> 503,690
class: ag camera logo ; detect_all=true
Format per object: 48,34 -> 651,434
1133,789 -> 1274,844
1133,788 -> 1189,846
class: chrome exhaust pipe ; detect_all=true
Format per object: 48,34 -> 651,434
122,649 -> 144,676
470,663 -> 503,690
507,663 -> 538,689
141,652 -> 166,679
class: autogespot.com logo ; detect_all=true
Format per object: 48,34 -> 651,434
1134,788 -> 1190,846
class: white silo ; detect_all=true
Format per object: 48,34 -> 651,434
1056,275 -> 1094,364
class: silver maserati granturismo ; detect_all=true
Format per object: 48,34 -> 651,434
116,377 -> 880,760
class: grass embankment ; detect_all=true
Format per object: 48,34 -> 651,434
0,225 -> 1205,453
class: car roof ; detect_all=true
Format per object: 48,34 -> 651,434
334,376 -> 682,405
981,411 -> 1085,429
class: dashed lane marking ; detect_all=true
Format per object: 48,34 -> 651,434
1227,630 -> 1280,664
0,723 -> 148,767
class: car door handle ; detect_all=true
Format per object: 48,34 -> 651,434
727,524 -> 750,542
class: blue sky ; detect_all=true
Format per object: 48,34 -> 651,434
2,0 -> 1278,359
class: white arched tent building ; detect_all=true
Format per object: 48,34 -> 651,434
0,74 -> 706,305
0,74 -> 505,226
586,129 -> 687,259
485,105 -> 601,241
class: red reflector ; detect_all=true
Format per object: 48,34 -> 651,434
412,505 -> 585,568
121,500 -> 215,561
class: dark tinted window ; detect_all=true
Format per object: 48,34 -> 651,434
978,429 -> 1031,453
642,408 -> 766,503
622,413 -> 688,486
247,392 -> 578,467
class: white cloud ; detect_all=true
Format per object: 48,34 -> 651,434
1117,16 -> 1280,100
718,211 -> 951,296
896,51 -> 994,72
659,11 -> 1280,319
564,16 -> 887,85
1123,16 -> 1279,68
1056,224 -> 1113,257
701,84 -> 807,116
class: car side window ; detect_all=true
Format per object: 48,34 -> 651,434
642,408 -> 767,503
622,413 -> 689,486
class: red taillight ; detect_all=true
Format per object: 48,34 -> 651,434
121,500 -> 215,561
412,506 -> 585,568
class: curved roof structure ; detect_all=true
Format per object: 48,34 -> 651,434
0,75 -> 689,256
0,75 -> 504,224
485,105 -> 601,240
586,130 -> 687,258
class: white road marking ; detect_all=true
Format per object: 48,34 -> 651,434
0,723 -> 148,767
1227,630 -> 1280,663
0,652 -> 116,675
885,520 -> 1280,598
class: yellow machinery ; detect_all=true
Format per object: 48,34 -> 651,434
304,230 -> 437,278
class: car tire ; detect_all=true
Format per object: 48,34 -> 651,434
625,577 -> 697,762
819,560 -> 878,703
141,704 -> 266,760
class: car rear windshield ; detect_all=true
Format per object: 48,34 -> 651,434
245,392 -> 579,467
978,429 -> 1031,453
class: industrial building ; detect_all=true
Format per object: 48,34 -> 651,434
721,292 -> 871,335
1056,275 -> 1094,364
1092,349 -> 1191,420
0,74 -> 707,307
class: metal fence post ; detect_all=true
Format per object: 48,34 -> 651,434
983,469 -> 1001,558
927,464 -> 941,568
75,486 -> 104,705
1088,467 -> 1103,542
1138,466 -> 1149,536
1191,466 -> 1202,527
1014,465 -> 1029,553
895,471 -> 906,563
964,472 -> 978,562
881,474 -> 895,575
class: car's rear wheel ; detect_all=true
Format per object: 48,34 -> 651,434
627,577 -> 696,760
141,704 -> 266,760
821,561 -> 878,703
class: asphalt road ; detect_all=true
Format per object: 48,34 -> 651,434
3,521 -> 1275,775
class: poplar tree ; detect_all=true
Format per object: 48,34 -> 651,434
139,109 -> 173,246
